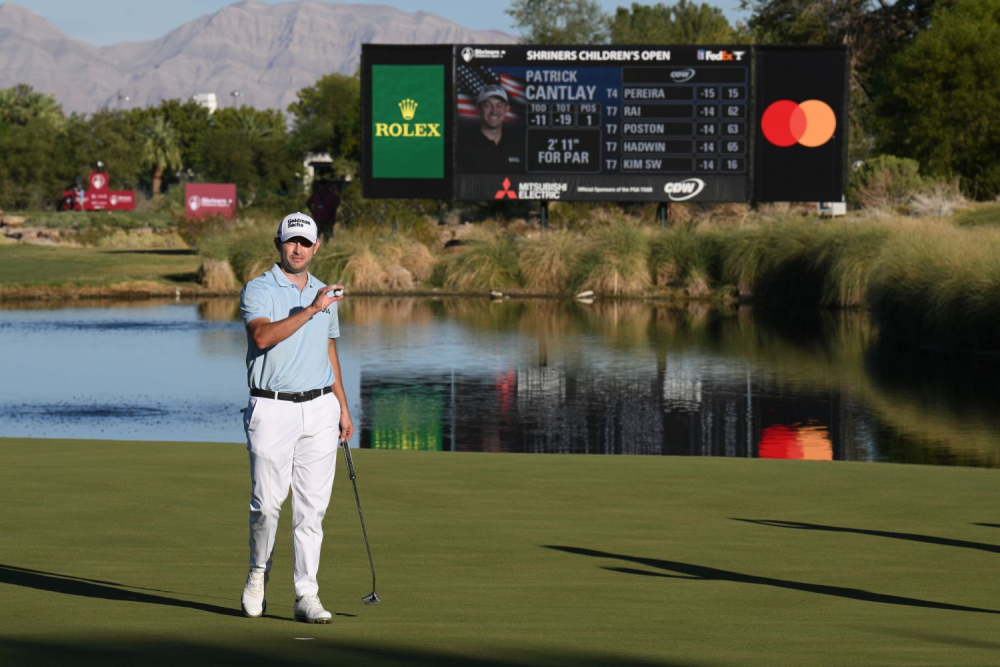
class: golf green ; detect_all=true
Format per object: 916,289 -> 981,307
1,438 -> 997,666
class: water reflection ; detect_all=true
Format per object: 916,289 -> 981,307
1,297 -> 998,467
339,297 -> 999,467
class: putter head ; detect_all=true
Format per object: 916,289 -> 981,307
363,591 -> 381,605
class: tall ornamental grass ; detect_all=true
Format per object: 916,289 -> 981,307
648,228 -> 723,297
572,224 -> 651,295
867,223 -> 1000,350
443,226 -> 521,291
201,218 -> 276,282
309,228 -> 436,291
518,230 -> 582,294
719,219 -> 890,307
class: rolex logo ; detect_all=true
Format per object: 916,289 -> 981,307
376,97 -> 439,138
398,98 -> 418,120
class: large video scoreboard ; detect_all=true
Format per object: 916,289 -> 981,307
361,45 -> 847,203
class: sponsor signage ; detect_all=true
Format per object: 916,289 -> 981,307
361,45 -> 848,203
371,65 -> 445,178
185,183 -> 237,220
73,172 -> 135,211
753,47 -> 849,202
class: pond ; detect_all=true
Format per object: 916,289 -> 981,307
1,297 -> 998,468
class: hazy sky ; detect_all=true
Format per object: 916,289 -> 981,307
9,0 -> 748,46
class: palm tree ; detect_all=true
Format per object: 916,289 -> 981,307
234,107 -> 274,141
0,84 -> 65,127
141,115 -> 182,196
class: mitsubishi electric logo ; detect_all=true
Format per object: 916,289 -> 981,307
664,178 -> 706,201
495,178 -> 518,200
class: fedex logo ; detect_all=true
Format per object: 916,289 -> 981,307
699,50 -> 746,62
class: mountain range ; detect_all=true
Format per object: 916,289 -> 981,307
0,1 -> 512,114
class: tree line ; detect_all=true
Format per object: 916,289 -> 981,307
1,0 -> 997,210
0,74 -> 360,210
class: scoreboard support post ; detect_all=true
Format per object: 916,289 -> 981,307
540,201 -> 549,230
657,202 -> 669,227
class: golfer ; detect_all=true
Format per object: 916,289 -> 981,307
458,84 -> 524,174
238,212 -> 353,623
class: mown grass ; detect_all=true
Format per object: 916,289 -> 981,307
0,244 -> 200,289
1,439 -> 998,667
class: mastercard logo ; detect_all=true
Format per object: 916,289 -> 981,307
761,99 -> 836,147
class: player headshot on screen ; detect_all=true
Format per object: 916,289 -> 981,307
458,85 -> 524,174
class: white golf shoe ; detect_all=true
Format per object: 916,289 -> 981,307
241,571 -> 267,618
294,594 -> 332,623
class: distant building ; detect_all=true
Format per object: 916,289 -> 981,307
303,153 -> 333,192
192,93 -> 217,114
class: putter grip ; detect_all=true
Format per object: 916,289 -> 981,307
341,440 -> 357,480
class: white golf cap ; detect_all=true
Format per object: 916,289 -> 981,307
476,85 -> 508,105
276,212 -> 318,243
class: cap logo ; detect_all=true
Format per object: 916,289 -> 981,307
285,218 -> 309,228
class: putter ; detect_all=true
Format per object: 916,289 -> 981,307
340,438 -> 381,605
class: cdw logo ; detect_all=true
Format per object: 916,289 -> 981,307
663,178 -> 705,201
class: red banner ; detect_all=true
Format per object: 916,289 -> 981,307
61,185 -> 135,211
185,183 -> 237,220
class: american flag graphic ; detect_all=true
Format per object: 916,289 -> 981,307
457,65 -> 525,121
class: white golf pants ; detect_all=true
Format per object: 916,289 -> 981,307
244,392 -> 340,598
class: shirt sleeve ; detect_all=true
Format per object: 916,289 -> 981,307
328,301 -> 340,339
240,282 -> 271,325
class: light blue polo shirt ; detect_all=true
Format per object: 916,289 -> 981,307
239,264 -> 340,392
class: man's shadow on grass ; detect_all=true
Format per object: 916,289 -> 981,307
545,546 -> 1000,615
0,564 -> 244,618
732,519 -> 1000,554
974,523 -> 1000,529
0,564 -> 357,620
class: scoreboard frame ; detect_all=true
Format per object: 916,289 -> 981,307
361,44 -> 848,204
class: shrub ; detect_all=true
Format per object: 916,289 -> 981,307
91,228 -> 186,250
337,181 -> 439,230
847,155 -> 924,210
908,179 -> 966,218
